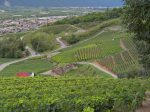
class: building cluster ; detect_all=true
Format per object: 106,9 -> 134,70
0,16 -> 67,34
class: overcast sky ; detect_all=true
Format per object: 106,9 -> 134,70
0,0 -> 123,7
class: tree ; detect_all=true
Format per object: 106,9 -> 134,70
0,38 -> 27,58
124,0 -> 150,73
31,32 -> 55,52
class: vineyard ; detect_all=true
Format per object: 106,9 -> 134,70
65,64 -> 111,78
74,46 -> 102,61
52,30 -> 124,63
95,37 -> 140,75
0,76 -> 149,112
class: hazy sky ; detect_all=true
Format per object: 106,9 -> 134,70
1,0 -> 123,7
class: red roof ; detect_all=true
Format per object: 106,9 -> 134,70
17,72 -> 31,77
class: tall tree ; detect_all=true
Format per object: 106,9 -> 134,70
124,0 -> 150,73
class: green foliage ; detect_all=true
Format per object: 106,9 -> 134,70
55,8 -> 123,25
64,34 -> 80,44
83,107 -> 94,112
124,0 -> 150,72
23,24 -> 78,52
0,76 -> 148,112
41,24 -> 77,34
62,19 -> 121,44
0,38 -> 28,58
30,32 -> 55,52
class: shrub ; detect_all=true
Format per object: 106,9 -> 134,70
0,38 -> 27,58
30,32 -> 55,52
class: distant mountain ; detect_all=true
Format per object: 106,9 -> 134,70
1,0 -> 123,7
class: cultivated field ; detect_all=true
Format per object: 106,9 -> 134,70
0,58 -> 54,76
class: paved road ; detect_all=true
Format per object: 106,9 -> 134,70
76,62 -> 118,78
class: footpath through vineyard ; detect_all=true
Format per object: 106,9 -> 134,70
120,39 -> 128,51
136,92 -> 150,112
76,62 -> 118,78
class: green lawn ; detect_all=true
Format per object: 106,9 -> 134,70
0,58 -> 55,77
0,58 -> 16,64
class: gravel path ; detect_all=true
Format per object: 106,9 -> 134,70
25,46 -> 39,56
76,62 -> 118,78
56,37 -> 67,49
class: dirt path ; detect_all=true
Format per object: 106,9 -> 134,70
70,25 -> 81,30
107,26 -> 122,31
70,25 -> 86,34
120,39 -> 128,51
25,46 -> 39,56
136,92 -> 150,112
76,62 -> 118,78
56,37 -> 68,49
78,30 -> 106,45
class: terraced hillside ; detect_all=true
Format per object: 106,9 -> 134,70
94,37 -> 140,76
0,7 -> 150,112
52,28 -> 124,63
0,22 -> 139,78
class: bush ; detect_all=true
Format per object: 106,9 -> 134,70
0,38 -> 27,58
30,32 -> 55,52
64,34 -> 80,44
118,69 -> 149,79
